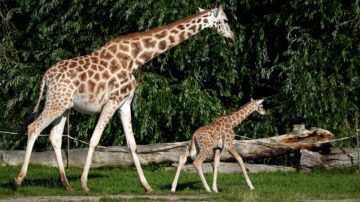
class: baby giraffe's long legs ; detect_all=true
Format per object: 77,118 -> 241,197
227,145 -> 254,190
171,146 -> 190,192
212,148 -> 221,193
193,148 -> 212,192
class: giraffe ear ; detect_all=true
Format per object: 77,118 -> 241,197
213,8 -> 220,17
213,3 -> 224,17
218,4 -> 224,10
198,7 -> 205,12
256,99 -> 264,105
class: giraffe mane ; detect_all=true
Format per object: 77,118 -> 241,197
214,100 -> 254,123
108,9 -> 211,42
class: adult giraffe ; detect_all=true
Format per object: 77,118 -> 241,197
14,4 -> 235,192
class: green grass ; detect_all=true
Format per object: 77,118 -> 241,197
1,164 -> 360,201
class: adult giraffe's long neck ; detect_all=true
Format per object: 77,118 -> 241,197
107,9 -> 214,72
225,101 -> 258,128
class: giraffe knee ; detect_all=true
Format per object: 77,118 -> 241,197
27,123 -> 37,135
49,135 -> 61,149
193,160 -> 202,168
179,154 -> 188,165
49,135 -> 56,144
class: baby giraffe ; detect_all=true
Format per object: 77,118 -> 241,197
171,98 -> 266,192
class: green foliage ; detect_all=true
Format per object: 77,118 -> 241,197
0,0 -> 359,149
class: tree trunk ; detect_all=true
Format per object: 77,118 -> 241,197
0,126 -> 334,168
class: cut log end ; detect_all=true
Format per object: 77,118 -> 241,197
282,128 -> 335,145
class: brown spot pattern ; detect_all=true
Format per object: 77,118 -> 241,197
158,40 -> 167,50
88,80 -> 96,92
101,51 -> 113,60
169,35 -> 175,43
110,63 -> 120,74
94,73 -> 100,81
142,38 -> 156,48
189,25 -> 197,33
179,32 -> 186,42
91,57 -> 99,63
78,83 -> 85,93
102,71 -> 110,80
131,41 -> 141,58
100,60 -> 108,67
120,59 -> 129,69
88,70 -> 94,78
108,44 -> 117,54
177,24 -> 185,30
154,31 -> 167,39
80,72 -> 87,81
120,83 -> 132,94
170,29 -> 179,34
119,44 -> 129,52
139,51 -> 153,63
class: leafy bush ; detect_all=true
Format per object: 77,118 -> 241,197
0,0 -> 359,149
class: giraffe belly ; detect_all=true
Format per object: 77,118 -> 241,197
73,94 -> 105,114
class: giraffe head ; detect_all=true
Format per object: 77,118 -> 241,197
252,98 -> 267,115
204,4 -> 235,41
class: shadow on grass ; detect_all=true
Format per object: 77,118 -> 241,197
0,173 -> 106,191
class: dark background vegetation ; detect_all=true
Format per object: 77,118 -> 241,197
1,0 -> 359,151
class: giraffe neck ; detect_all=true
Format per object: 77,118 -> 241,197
223,101 -> 258,128
105,9 -> 215,72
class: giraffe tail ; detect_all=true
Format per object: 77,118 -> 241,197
33,76 -> 47,113
189,136 -> 197,158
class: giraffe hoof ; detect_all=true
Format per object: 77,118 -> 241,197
14,177 -> 22,189
65,186 -> 73,192
81,183 -> 90,192
212,188 -> 219,193
145,187 -> 153,193
82,186 -> 90,192
61,179 -> 73,192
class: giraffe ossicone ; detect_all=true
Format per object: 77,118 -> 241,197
14,4 -> 235,192
171,99 -> 267,193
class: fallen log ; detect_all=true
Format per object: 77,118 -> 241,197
0,126 -> 334,168
166,162 -> 296,174
300,148 -> 360,171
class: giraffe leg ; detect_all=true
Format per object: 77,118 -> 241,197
171,146 -> 190,192
14,106 -> 67,188
49,114 -> 72,192
80,100 -> 119,192
119,98 -> 153,193
227,146 -> 255,190
193,149 -> 212,192
212,148 -> 221,193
